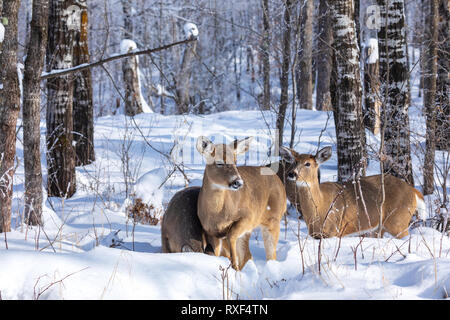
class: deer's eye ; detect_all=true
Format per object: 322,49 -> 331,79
305,162 -> 311,167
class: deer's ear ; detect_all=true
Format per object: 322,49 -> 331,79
279,146 -> 296,163
315,146 -> 332,165
196,136 -> 215,158
232,136 -> 253,155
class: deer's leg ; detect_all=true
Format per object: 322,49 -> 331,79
236,232 -> 252,267
227,220 -> 252,270
262,225 -> 280,261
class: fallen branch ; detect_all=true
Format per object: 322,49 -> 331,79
40,38 -> 197,80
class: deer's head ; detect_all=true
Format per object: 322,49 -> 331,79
196,136 -> 253,191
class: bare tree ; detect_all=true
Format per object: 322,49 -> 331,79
377,0 -> 414,185
22,0 -> 49,226
330,0 -> 366,182
73,0 -> 94,166
46,0 -> 77,198
0,0 -> 20,232
176,39 -> 197,114
276,0 -> 292,147
261,0 -> 271,110
423,0 -> 439,195
296,0 -> 314,110
363,38 -> 381,135
121,0 -> 145,116
436,0 -> 449,151
315,0 -> 333,111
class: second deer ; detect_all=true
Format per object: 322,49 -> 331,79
280,146 -> 426,239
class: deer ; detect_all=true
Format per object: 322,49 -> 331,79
162,186 -> 229,255
279,146 -> 426,239
196,136 -> 287,270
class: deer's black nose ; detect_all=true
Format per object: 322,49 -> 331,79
287,172 -> 297,180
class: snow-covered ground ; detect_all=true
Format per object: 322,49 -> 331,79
1,101 -> 449,300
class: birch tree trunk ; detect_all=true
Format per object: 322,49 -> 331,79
261,0 -> 270,110
423,0 -> 439,195
315,0 -> 333,111
46,0 -> 77,198
377,0 -> 414,185
22,0 -> 48,226
276,0 -> 292,147
330,0 -> 366,182
0,0 -> 20,233
296,0 -> 313,110
73,0 -> 94,166
363,39 -> 381,134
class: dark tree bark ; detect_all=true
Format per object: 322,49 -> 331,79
296,0 -> 314,110
46,0 -> 77,198
261,0 -> 271,110
22,0 -> 49,226
330,0 -> 366,182
423,0 -> 439,195
73,0 -> 94,166
377,0 -> 414,185
0,0 -> 20,233
276,0 -> 292,147
436,0 -> 449,151
315,0 -> 333,111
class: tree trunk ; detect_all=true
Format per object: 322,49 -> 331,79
22,0 -> 49,226
0,0 -> 20,233
315,0 -> 333,111
73,0 -> 94,166
176,40 -> 197,114
377,0 -> 414,185
330,0 -> 366,182
436,0 -> 449,151
363,38 -> 381,135
423,0 -> 439,195
261,0 -> 271,110
296,0 -> 313,110
46,0 -> 77,198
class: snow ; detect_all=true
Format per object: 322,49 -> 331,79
366,38 -> 379,64
120,39 -> 138,54
183,22 -> 199,40
0,22 -> 4,43
2,103 -> 449,300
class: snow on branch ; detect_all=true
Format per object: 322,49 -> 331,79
40,37 -> 197,81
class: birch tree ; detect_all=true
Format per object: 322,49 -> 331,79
377,0 -> 414,185
46,0 -> 77,198
330,0 -> 366,182
0,0 -> 20,232
73,0 -> 94,166
22,0 -> 49,226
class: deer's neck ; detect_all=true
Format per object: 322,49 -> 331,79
297,182 -> 327,225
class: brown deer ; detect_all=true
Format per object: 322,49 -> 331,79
196,136 -> 286,270
280,146 -> 426,239
162,186 -> 229,255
